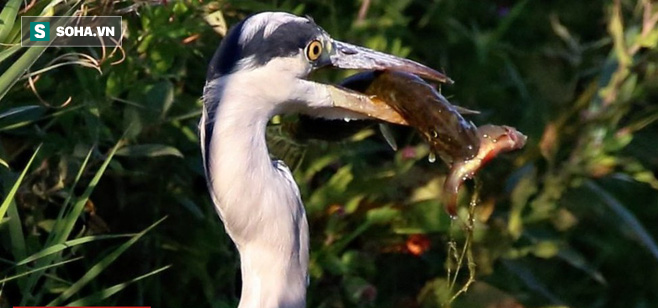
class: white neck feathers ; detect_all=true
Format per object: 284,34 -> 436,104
201,67 -> 309,308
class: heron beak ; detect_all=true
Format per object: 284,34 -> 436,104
328,40 -> 453,84
320,40 -> 450,125
324,82 -> 409,125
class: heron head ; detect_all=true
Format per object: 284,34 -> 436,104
205,12 -> 450,122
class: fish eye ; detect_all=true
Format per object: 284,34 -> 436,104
306,40 -> 323,61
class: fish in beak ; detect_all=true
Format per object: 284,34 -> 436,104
326,70 -> 528,217
316,39 -> 452,124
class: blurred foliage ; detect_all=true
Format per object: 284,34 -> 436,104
1,0 -> 658,307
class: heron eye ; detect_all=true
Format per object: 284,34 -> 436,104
306,40 -> 323,61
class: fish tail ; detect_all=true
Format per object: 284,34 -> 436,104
442,170 -> 463,217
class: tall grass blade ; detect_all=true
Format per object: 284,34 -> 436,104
4,195 -> 24,257
21,141 -> 121,305
6,199 -> 27,288
502,260 -> 563,304
115,144 -> 184,158
585,180 -> 658,261
16,234 -> 134,266
0,144 -> 41,220
47,217 -> 167,306
0,257 -> 83,284
0,46 -> 47,102
66,265 -> 172,306
0,105 -> 41,120
57,140 -> 124,244
0,3 -> 80,102
0,45 -> 21,64
47,145 -> 93,246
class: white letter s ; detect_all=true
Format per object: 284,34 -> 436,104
34,24 -> 45,38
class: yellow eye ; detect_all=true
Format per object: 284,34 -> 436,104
306,40 -> 323,61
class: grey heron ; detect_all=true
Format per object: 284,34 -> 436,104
199,11 -> 449,308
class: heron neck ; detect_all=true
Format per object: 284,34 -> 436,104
205,80 -> 308,308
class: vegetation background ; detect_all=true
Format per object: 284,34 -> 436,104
1,0 -> 657,307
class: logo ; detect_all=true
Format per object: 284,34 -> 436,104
30,21 -> 50,41
22,16 -> 122,47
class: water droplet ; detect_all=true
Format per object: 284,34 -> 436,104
343,117 -> 351,122
482,134 -> 489,138
449,213 -> 458,220
428,152 -> 436,163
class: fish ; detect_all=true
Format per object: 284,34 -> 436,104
442,125 -> 527,216
340,70 -> 481,164
340,70 -> 527,216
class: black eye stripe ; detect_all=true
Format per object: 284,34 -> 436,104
207,16 -> 327,80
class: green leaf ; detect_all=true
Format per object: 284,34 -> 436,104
451,281 -> 522,308
116,144 -> 184,158
365,206 -> 399,225
308,165 -> 353,214
637,27 -> 658,48
394,198 -> 449,234
342,276 -> 374,304
144,80 -> 175,119
0,0 -> 21,43
531,241 -> 560,259
417,278 -> 452,306
608,2 -> 631,67
509,169 -> 538,239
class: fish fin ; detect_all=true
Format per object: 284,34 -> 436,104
379,123 -> 398,151
454,105 -> 481,115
